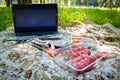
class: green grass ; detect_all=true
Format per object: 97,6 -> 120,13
58,6 -> 120,28
0,4 -> 120,31
0,7 -> 13,31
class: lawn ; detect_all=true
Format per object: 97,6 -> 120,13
0,7 -> 13,31
0,3 -> 120,31
0,2 -> 13,31
58,6 -> 120,28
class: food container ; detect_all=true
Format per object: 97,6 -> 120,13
44,36 -> 100,57
53,45 -> 109,75
28,37 -> 109,75
52,35 -> 110,75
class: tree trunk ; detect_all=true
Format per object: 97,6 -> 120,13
5,0 -> 11,7
86,0 -> 88,6
68,0 -> 71,6
40,0 -> 42,3
18,0 -> 22,4
108,0 -> 113,9
18,0 -> 32,4
40,0 -> 46,3
98,0 -> 102,7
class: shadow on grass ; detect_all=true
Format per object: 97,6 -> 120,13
0,7 -> 13,31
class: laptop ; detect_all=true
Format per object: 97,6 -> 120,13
8,4 -> 62,40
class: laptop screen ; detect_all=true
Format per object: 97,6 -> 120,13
12,4 -> 58,33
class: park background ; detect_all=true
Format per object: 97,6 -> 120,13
0,0 -> 120,31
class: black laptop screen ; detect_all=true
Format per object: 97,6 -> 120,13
12,4 -> 58,32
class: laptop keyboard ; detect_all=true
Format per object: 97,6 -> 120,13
8,35 -> 37,40
7,31 -> 63,41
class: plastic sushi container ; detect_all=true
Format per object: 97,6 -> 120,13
53,44 -> 109,75
52,36 -> 110,75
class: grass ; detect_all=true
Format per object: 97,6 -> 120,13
0,3 -> 120,31
0,2 -> 13,31
0,7 -> 13,31
58,6 -> 120,28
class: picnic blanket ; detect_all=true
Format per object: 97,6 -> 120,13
0,21 -> 120,80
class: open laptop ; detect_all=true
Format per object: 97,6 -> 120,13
8,4 -> 62,40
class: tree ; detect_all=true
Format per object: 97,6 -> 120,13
116,0 -> 120,7
39,0 -> 46,3
102,0 -> 107,7
22,0 -> 32,4
108,0 -> 113,9
86,0 -> 88,6
5,0 -> 11,7
98,0 -> 102,7
93,0 -> 98,7
18,0 -> 32,4
40,0 -> 42,3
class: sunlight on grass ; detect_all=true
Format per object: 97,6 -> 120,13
0,4 -> 120,31
58,6 -> 120,28
0,2 -> 6,7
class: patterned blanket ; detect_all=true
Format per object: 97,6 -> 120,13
0,21 -> 120,80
